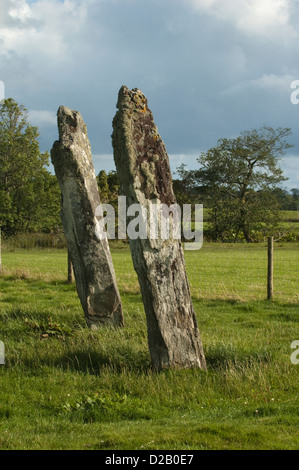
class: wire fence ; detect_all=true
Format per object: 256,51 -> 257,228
0,231 -> 298,303
185,241 -> 299,303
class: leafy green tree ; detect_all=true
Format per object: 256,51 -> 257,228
97,170 -> 110,203
107,170 -> 120,194
0,98 -> 60,234
290,188 -> 299,211
177,126 -> 292,242
173,176 -> 200,207
33,171 -> 61,233
97,170 -> 120,207
291,188 -> 299,199
96,170 -> 121,237
271,188 -> 294,211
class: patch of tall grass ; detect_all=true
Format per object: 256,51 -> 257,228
2,232 -> 67,250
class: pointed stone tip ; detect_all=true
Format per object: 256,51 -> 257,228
119,85 -> 128,91
56,105 -> 86,142
58,105 -> 74,117
116,86 -> 147,110
57,105 -> 78,126
118,85 -> 145,97
117,86 -> 129,106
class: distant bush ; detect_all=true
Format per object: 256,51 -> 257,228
277,231 -> 298,242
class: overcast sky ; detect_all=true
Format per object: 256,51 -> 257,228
1,0 -> 299,189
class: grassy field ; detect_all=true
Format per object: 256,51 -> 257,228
281,210 -> 299,222
0,243 -> 298,450
280,210 -> 299,237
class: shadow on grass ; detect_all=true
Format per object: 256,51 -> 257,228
3,297 -> 296,376
0,275 -> 77,290
50,346 -> 273,375
193,297 -> 299,315
6,337 -> 274,376
8,347 -> 152,376
0,306 -> 84,325
205,346 -> 273,371
61,348 -> 151,375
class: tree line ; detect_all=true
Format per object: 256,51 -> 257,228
0,98 -> 298,242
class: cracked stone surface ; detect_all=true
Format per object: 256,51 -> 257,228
51,105 -> 124,329
112,86 -> 206,370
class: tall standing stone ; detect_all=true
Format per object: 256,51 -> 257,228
112,86 -> 206,370
51,106 -> 124,329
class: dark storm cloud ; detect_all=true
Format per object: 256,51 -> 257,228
1,0 -> 299,187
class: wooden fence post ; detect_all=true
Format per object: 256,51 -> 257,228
267,236 -> 274,300
67,248 -> 73,284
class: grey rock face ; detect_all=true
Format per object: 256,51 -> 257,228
112,86 -> 206,370
51,106 -> 124,329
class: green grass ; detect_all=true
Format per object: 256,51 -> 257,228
280,210 -> 299,222
0,244 -> 299,450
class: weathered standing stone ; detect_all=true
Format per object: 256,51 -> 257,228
51,106 -> 124,329
112,86 -> 206,370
